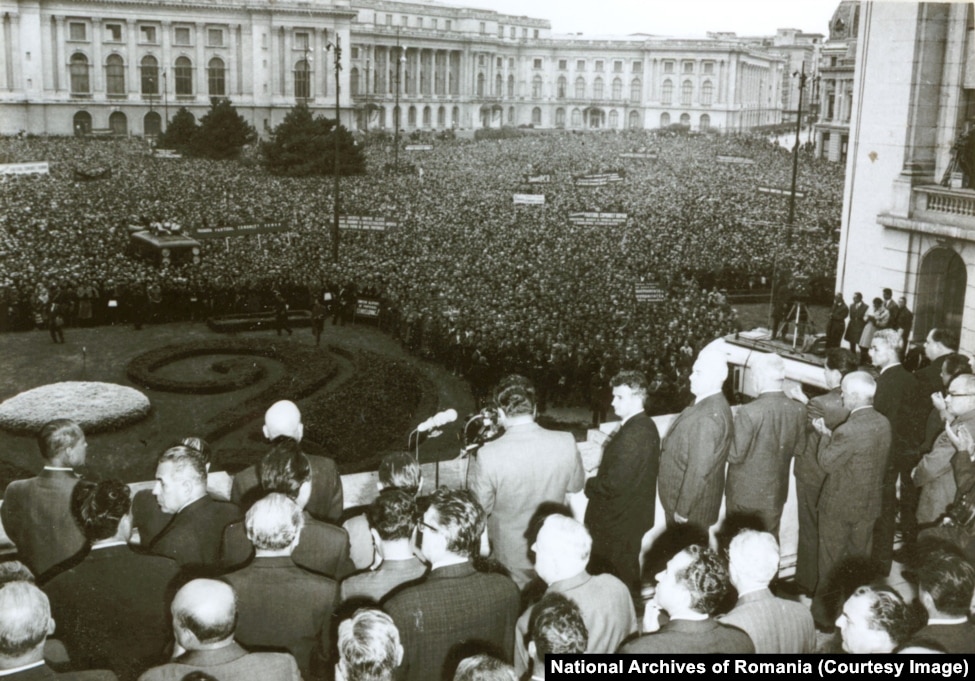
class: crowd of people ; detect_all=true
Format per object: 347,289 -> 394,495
0,129 -> 843,409
1,328 -> 975,680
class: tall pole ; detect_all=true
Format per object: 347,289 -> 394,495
163,70 -> 168,132
330,34 -> 342,263
394,26 -> 402,170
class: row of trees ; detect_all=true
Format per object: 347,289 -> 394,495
158,99 -> 365,176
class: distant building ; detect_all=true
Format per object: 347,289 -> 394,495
0,0 -> 794,136
836,1 -> 974,348
814,1 -> 859,162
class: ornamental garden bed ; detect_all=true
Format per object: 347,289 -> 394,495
0,381 -> 151,435
206,310 -> 312,333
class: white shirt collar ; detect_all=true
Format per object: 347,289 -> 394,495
42,466 -> 74,472
880,362 -> 901,374
926,616 -> 969,625
431,556 -> 468,570
0,660 -> 45,676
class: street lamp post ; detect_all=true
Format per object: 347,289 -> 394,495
394,26 -> 404,170
327,35 -> 342,263
162,70 -> 168,132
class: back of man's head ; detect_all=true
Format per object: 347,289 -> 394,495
377,452 -> 422,496
37,419 -> 83,465
172,580 -> 237,649
727,530 -> 779,591
533,515 -> 591,584
367,489 -> 417,542
428,488 -> 485,559
917,548 -> 975,619
825,347 -> 859,377
692,349 -> 729,392
453,654 -> 518,681
264,400 -> 303,442
245,493 -> 304,552
752,353 -> 786,392
930,328 -> 961,353
678,545 -> 730,617
0,582 -> 53,663
495,375 -> 536,418
841,371 -> 876,408
336,608 -> 403,681
873,329 -> 903,363
529,592 -> 588,663
259,439 -> 310,500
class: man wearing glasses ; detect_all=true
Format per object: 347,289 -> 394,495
382,489 -> 519,681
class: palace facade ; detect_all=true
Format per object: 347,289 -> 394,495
0,0 -> 797,136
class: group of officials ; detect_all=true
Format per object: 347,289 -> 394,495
1,318 -> 975,680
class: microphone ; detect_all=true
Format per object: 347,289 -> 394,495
417,409 -> 458,433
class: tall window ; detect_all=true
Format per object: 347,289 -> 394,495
495,73 -> 503,97
574,76 -> 585,99
208,57 -> 225,96
681,79 -> 692,105
105,54 -> 125,95
611,77 -> 622,100
555,107 -> 565,127
660,112 -> 670,127
507,75 -> 514,98
140,55 -> 158,95
476,73 -> 485,97
609,110 -> 619,128
532,75 -> 542,98
661,79 -> 672,104
423,106 -> 431,127
699,114 -> 710,131
593,77 -> 603,99
701,80 -> 713,106
532,107 -> 541,125
557,76 -> 566,99
350,67 -> 360,96
571,108 -> 582,126
70,53 -> 90,94
630,78 -> 641,103
294,59 -> 311,99
408,106 -> 416,127
174,57 -> 193,95
680,113 -> 690,125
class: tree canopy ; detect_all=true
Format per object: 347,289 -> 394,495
262,103 -> 366,177
188,98 -> 257,160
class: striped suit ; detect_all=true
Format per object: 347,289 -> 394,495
718,588 -> 816,653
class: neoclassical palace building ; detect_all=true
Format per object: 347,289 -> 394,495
0,0 -> 808,136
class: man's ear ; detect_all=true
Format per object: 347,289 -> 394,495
262,425 -> 270,441
394,643 -> 405,667
528,640 -> 537,663
46,617 -> 56,636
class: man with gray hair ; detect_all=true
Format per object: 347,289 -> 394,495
869,328 -> 926,573
812,371 -> 892,628
2,419 -> 88,577
718,530 -> 815,653
223,494 -> 337,679
725,353 -> 806,535
513,515 -> 636,675
138,579 -> 301,681
335,608 -> 403,681
0,581 -> 116,680
659,348 -> 735,536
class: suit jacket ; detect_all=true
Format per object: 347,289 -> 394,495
514,571 -> 636,675
818,407 -> 892,522
42,544 -> 180,681
875,364 -> 926,455
0,664 -> 116,680
717,588 -> 815,654
1,470 -> 86,577
340,556 -> 428,603
618,617 -> 755,654
916,355 -> 949,396
907,622 -> 975,654
146,495 -> 242,570
137,642 -> 301,681
584,413 -> 660,536
659,393 -> 734,528
221,510 -> 355,578
913,409 -> 975,524
223,556 -> 337,678
726,391 -> 806,512
383,561 -> 519,681
232,450 -> 343,522
796,388 -> 848,490
845,301 -> 868,345
470,422 -> 585,577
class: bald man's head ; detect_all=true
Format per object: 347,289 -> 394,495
841,371 -> 876,411
172,580 -> 237,649
263,400 -> 303,442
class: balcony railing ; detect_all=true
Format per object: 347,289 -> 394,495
913,185 -> 975,229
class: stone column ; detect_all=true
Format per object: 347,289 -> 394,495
52,16 -> 66,92
195,23 -> 205,97
227,23 -> 238,96
126,19 -> 137,94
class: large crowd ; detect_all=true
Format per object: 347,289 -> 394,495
0,129 -> 843,407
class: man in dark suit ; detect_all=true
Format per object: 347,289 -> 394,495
719,530 -> 815,653
825,292 -> 849,349
1,420 -> 88,578
137,580 -> 301,681
844,292 -> 868,356
813,371 -> 891,627
895,296 -> 914,348
794,348 -> 856,597
469,375 -> 585,588
584,370 -> 659,595
659,349 -> 734,537
725,353 -> 806,536
223,494 -> 337,679
0,581 -> 117,680
904,547 -> 975,653
231,400 -> 343,522
145,446 -> 242,571
881,288 -> 898,328
870,329 -> 926,572
619,546 -> 754,654
221,440 -> 354,578
916,328 -> 960,394
43,480 -> 180,681
383,489 -> 519,681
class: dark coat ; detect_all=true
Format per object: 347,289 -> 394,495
145,495 -> 242,570
818,407 -> 892,523
231,449 -> 343,523
845,301 -> 868,345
